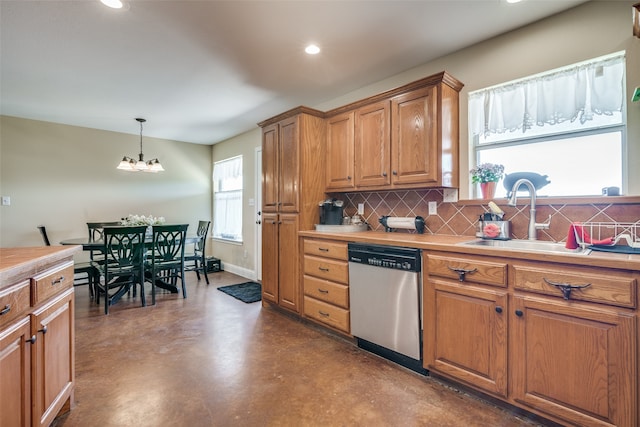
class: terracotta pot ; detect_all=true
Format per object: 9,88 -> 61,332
480,181 -> 497,200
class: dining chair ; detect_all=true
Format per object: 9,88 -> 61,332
93,225 -> 147,315
184,220 -> 210,284
86,221 -> 121,264
146,224 -> 189,305
37,225 -> 99,300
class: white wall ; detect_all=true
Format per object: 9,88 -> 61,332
0,116 -> 212,259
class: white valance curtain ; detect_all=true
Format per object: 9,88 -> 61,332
469,52 -> 625,137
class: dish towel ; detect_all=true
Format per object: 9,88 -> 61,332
565,223 -> 614,249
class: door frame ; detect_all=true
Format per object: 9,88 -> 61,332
255,146 -> 262,282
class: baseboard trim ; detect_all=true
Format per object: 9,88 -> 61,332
220,262 -> 255,281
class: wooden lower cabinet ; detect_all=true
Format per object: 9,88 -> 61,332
302,238 -> 350,334
425,278 -> 508,398
511,294 -> 635,427
424,251 -> 638,427
32,288 -> 75,427
262,213 -> 300,313
0,316 -> 32,427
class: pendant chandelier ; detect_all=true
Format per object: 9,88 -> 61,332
117,118 -> 164,173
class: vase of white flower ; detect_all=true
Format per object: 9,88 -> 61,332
120,214 -> 166,236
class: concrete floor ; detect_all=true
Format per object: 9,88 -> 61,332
53,271 -> 552,427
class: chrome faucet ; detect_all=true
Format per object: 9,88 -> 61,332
507,178 -> 551,240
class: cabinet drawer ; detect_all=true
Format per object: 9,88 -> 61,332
31,261 -> 74,305
0,280 -> 31,328
512,263 -> 636,308
304,239 -> 348,260
304,296 -> 350,333
303,275 -> 349,309
427,254 -> 507,288
303,255 -> 349,284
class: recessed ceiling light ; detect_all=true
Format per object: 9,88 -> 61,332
305,44 -> 320,55
100,0 -> 123,9
506,0 -> 522,3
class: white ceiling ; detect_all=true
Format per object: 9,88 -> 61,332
0,0 -> 588,145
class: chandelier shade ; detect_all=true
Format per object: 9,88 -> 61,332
117,118 -> 164,173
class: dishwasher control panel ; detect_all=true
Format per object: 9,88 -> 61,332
348,243 -> 420,272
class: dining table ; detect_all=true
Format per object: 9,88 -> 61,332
60,234 -> 202,294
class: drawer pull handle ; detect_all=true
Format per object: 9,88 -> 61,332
495,306 -> 503,314
26,335 -> 37,344
515,309 -> 524,317
543,278 -> 591,300
319,267 -> 329,272
318,311 -> 330,317
318,248 -> 329,252
38,325 -> 48,335
51,276 -> 65,286
0,304 -> 10,316
447,266 -> 478,282
318,288 -> 329,294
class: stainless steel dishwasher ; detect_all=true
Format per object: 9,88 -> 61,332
348,242 -> 426,374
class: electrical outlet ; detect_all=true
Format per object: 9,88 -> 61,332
443,189 -> 458,203
357,203 -> 364,215
1,196 -> 10,206
428,201 -> 437,215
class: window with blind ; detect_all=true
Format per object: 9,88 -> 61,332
213,155 -> 243,242
468,51 -> 626,198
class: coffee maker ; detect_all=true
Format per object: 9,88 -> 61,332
318,198 -> 344,225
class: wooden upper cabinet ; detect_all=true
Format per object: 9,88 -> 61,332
262,123 -> 279,213
391,85 -> 438,186
355,100 -> 391,188
325,111 -> 355,191
278,116 -> 299,213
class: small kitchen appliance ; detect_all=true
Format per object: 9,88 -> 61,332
318,198 -> 344,225
379,216 -> 425,233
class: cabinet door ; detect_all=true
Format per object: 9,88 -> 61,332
355,101 -> 390,188
391,85 -> 438,186
278,116 -> 299,213
32,288 -> 75,427
0,316 -> 32,427
262,123 -> 279,213
425,278 -> 508,398
325,111 -> 355,190
511,295 -> 636,427
261,213 -> 279,304
278,214 -> 299,313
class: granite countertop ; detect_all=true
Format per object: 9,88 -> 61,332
299,230 -> 640,271
0,246 -> 81,290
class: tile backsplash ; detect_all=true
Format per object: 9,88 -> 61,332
331,190 -> 640,243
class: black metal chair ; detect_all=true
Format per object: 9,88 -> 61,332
86,221 -> 121,263
93,225 -> 147,315
146,224 -> 189,305
184,220 -> 210,284
37,225 -> 99,299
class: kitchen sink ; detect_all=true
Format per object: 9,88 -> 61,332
459,239 -> 591,255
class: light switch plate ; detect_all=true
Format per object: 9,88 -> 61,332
428,201 -> 437,215
1,196 -> 10,206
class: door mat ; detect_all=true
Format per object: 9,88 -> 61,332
217,282 -> 261,303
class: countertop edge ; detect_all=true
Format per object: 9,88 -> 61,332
299,231 -> 640,271
0,246 -> 82,289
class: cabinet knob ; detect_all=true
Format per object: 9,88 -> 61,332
382,172 -> 387,177
26,335 -> 37,344
495,306 -> 503,314
347,176 -> 352,180
0,304 -> 10,316
515,310 -> 524,317
392,170 -> 398,175
38,325 -> 48,334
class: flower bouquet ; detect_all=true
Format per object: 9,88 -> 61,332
470,163 -> 504,200
120,214 -> 166,226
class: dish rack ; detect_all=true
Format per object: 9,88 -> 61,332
574,222 -> 640,251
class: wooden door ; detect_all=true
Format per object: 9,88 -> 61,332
278,116 -> 299,213
262,123 -> 279,213
325,111 -> 355,190
355,101 -> 390,188
0,317 -> 31,427
425,278 -> 508,398
278,214 -> 299,313
32,288 -> 74,427
391,85 -> 438,186
261,213 -> 279,304
511,294 -> 636,427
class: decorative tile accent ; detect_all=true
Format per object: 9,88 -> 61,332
331,190 -> 640,243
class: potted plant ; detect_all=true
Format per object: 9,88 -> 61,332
470,163 -> 504,199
